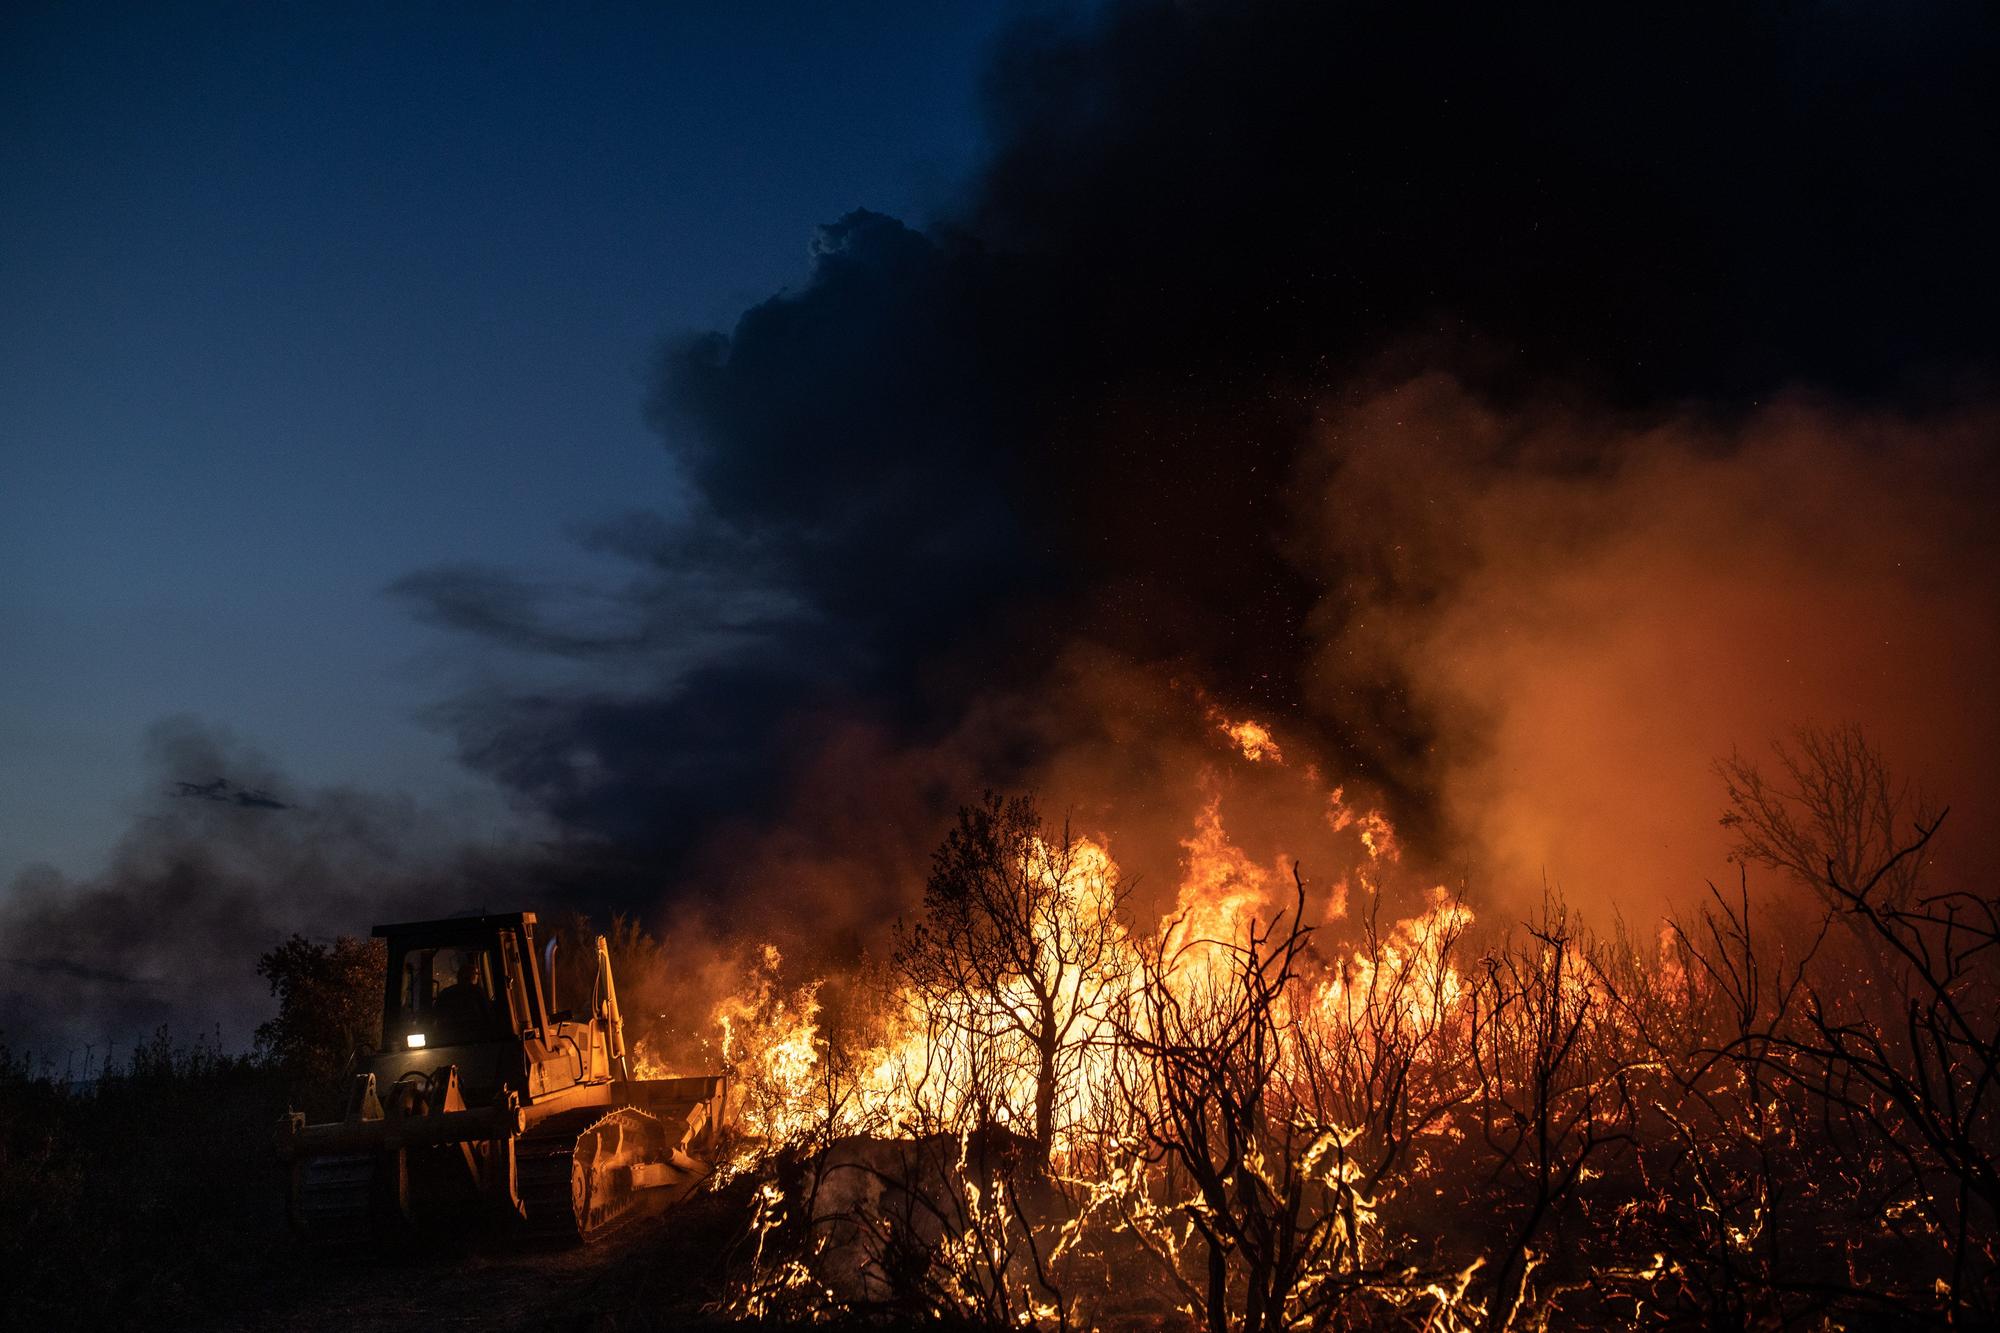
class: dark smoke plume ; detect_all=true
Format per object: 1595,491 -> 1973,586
402,0 -> 2000,935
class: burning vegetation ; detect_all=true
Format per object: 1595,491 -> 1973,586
572,716 -> 1994,1329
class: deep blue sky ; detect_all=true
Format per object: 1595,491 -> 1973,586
0,2 -> 1014,883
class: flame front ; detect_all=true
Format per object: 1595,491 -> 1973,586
706,719 -> 1475,1208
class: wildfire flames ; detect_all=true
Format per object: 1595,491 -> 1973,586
653,714 -> 1999,1328
710,716 -> 1446,1159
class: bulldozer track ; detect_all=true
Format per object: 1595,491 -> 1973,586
516,1104 -> 679,1244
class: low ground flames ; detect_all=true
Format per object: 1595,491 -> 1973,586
636,718 -> 1995,1330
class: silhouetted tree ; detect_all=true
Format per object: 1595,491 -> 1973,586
894,793 -> 1132,1160
255,933 -> 384,1098
1719,723 -> 1932,916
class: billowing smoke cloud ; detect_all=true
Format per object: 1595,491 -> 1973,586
0,718 -> 535,1059
401,0 -> 1998,932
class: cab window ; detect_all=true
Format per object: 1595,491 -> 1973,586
394,943 -> 504,1038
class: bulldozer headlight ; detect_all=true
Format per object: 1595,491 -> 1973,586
407,1032 -> 426,1049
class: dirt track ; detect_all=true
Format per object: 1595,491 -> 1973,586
220,1183 -> 756,1332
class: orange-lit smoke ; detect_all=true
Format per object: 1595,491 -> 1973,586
632,377 -> 1998,1089
1298,376 -> 2000,913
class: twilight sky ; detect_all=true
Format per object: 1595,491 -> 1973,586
0,2 -> 1011,885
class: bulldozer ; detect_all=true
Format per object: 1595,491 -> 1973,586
278,911 -> 726,1244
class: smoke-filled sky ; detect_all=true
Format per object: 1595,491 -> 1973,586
6,1 -> 1998,1057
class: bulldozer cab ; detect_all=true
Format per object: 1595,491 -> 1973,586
365,911 -> 630,1106
377,913 -> 548,1045
367,912 -> 560,1103
393,940 -> 508,1045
